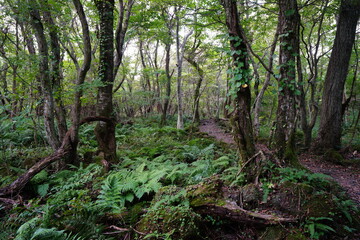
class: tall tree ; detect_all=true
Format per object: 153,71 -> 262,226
315,0 -> 360,150
220,0 -> 255,166
94,0 -> 117,162
274,0 -> 300,164
41,0 -> 68,144
160,7 -> 175,126
175,5 -> 193,129
28,0 -> 61,150
69,0 -> 92,164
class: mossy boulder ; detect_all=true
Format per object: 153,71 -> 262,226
136,205 -> 201,240
186,175 -> 226,207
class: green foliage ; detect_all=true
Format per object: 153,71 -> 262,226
333,196 -> 358,224
303,217 -> 335,239
97,161 -> 166,212
14,216 -> 85,240
275,167 -> 331,189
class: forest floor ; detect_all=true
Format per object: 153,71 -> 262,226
199,118 -> 360,206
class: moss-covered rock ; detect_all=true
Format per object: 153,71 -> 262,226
136,205 -> 201,240
186,175 -> 225,207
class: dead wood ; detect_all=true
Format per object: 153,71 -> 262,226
0,116 -> 115,200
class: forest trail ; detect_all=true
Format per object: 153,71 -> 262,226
199,119 -> 360,206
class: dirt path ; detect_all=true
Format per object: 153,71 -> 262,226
199,119 -> 360,206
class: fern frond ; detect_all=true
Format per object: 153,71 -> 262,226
15,217 -> 41,240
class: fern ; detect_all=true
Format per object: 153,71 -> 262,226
97,174 -> 125,212
15,217 -> 42,240
97,159 -> 169,212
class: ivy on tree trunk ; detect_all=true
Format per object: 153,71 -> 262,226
274,0 -> 300,165
221,0 -> 256,180
94,0 -> 117,162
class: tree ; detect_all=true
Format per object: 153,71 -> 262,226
220,0 -> 255,166
28,0 -> 61,150
69,0 -> 92,165
160,6 -> 175,126
175,5 -> 193,129
94,0 -> 117,162
315,0 -> 360,151
274,0 -> 300,164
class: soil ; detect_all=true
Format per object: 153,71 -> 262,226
199,119 -> 360,206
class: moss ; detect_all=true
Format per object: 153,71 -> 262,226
304,193 -> 337,218
286,231 -> 307,240
30,170 -> 48,185
126,202 -> 147,225
323,149 -> 344,164
259,226 -> 287,240
137,205 -> 201,240
186,176 -> 224,206
268,182 -> 314,215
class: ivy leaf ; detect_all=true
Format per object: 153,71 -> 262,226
285,9 -> 296,16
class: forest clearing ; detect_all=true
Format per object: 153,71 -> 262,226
0,0 -> 359,239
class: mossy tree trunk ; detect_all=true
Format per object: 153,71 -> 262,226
94,0 -> 117,162
220,0 -> 256,179
274,0 -> 300,165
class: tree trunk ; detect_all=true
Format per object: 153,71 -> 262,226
69,0 -> 92,165
94,0 -> 117,162
28,1 -> 60,150
42,0 -> 68,144
160,42 -> 172,126
175,6 -> 193,129
185,57 -> 204,124
315,0 -> 360,150
253,27 -> 279,139
274,0 -> 300,164
221,0 -> 256,173
114,0 -> 134,79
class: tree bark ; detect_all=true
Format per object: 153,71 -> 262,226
160,42 -> 173,126
175,6 -> 193,129
42,0 -> 68,144
274,0 -> 300,164
70,0 -> 92,165
221,0 -> 256,174
28,0 -> 60,150
185,56 -> 204,124
94,0 -> 117,162
114,0 -> 135,79
315,0 -> 360,150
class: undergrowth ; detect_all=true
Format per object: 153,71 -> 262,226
0,115 -> 358,239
